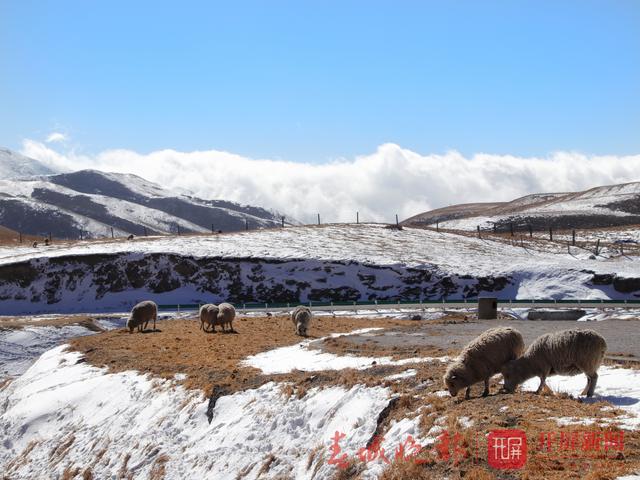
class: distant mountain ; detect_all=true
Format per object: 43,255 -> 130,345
0,149 -> 292,239
403,182 -> 640,231
0,148 -> 56,178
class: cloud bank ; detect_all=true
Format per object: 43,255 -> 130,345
21,139 -> 640,223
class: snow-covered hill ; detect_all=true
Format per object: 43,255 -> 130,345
404,182 -> 640,231
0,150 -> 290,239
0,148 -> 55,179
0,224 -> 637,315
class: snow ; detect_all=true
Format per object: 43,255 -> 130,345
0,325 -> 95,380
521,365 -> 640,429
0,224 -> 636,306
438,182 -> 640,231
0,346 -> 393,480
384,369 -> 417,381
243,329 -> 449,374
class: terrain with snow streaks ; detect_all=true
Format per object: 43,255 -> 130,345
0,224 -> 637,314
404,182 -> 640,231
0,148 -> 289,239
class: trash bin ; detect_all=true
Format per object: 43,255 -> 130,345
478,297 -> 498,320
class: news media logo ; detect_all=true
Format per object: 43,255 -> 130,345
487,429 -> 527,470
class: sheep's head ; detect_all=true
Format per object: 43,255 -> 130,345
443,365 -> 467,397
296,322 -> 307,336
500,360 -> 524,393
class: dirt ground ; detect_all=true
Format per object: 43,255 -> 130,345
66,314 -> 640,479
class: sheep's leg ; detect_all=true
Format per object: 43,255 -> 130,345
536,375 -> 547,394
465,387 -> 471,400
143,320 -> 149,331
482,378 -> 490,397
230,321 -> 234,332
153,313 -> 157,331
583,373 -> 598,397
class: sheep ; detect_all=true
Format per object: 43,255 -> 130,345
199,304 -> 219,332
443,327 -> 525,400
501,329 -> 606,397
126,300 -> 158,333
291,306 -> 313,336
217,303 -> 236,333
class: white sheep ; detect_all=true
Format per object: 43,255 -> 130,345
217,303 -> 236,333
126,300 -> 158,333
501,329 -> 607,397
291,305 -> 313,336
199,304 -> 219,332
443,327 -> 525,400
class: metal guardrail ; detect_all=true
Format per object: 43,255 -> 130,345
158,299 -> 640,314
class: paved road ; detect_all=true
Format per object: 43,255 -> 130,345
342,319 -> 640,358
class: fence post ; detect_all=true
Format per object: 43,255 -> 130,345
436,221 -> 439,232
281,216 -> 285,228
245,218 -> 248,231
549,227 -> 553,241
477,225 -> 481,238
395,214 -> 399,226
317,213 -> 321,225
80,230 -> 83,241
18,232 -> 22,244
356,211 -> 359,224
111,227 -> 114,239
510,223 -> 514,237
572,229 -> 576,246
595,239 -> 600,256
529,225 -> 533,237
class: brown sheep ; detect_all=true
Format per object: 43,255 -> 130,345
443,327 -> 525,400
291,306 -> 312,336
199,304 -> 219,332
501,329 -> 607,397
217,303 -> 236,333
126,300 -> 157,333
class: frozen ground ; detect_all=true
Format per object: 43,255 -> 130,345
2,328 -> 640,479
0,224 -> 637,279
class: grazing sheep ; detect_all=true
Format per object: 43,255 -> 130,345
127,234 -> 135,240
199,304 -> 219,332
501,329 -> 606,397
127,300 -> 158,333
217,303 -> 236,333
291,306 -> 312,336
443,327 -> 525,400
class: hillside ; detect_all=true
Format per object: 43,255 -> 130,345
0,149 -> 290,239
0,224 -> 637,315
403,182 -> 640,231
0,148 -> 55,179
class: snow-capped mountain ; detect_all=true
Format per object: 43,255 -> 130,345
403,182 -> 640,231
0,149 -> 290,239
0,148 -> 55,179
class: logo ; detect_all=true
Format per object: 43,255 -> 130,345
487,429 -> 527,469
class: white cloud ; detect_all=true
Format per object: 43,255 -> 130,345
45,132 -> 68,144
20,139 -> 640,223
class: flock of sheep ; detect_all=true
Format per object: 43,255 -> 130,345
126,300 -> 314,336
443,326 -> 607,399
127,301 -> 606,398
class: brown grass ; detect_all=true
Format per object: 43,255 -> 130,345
68,315 -> 416,395
65,314 -> 640,479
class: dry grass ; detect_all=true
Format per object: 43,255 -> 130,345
68,315 -> 416,395
149,454 -> 169,480
65,314 -> 640,479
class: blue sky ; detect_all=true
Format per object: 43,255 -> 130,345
1,0 -> 639,162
